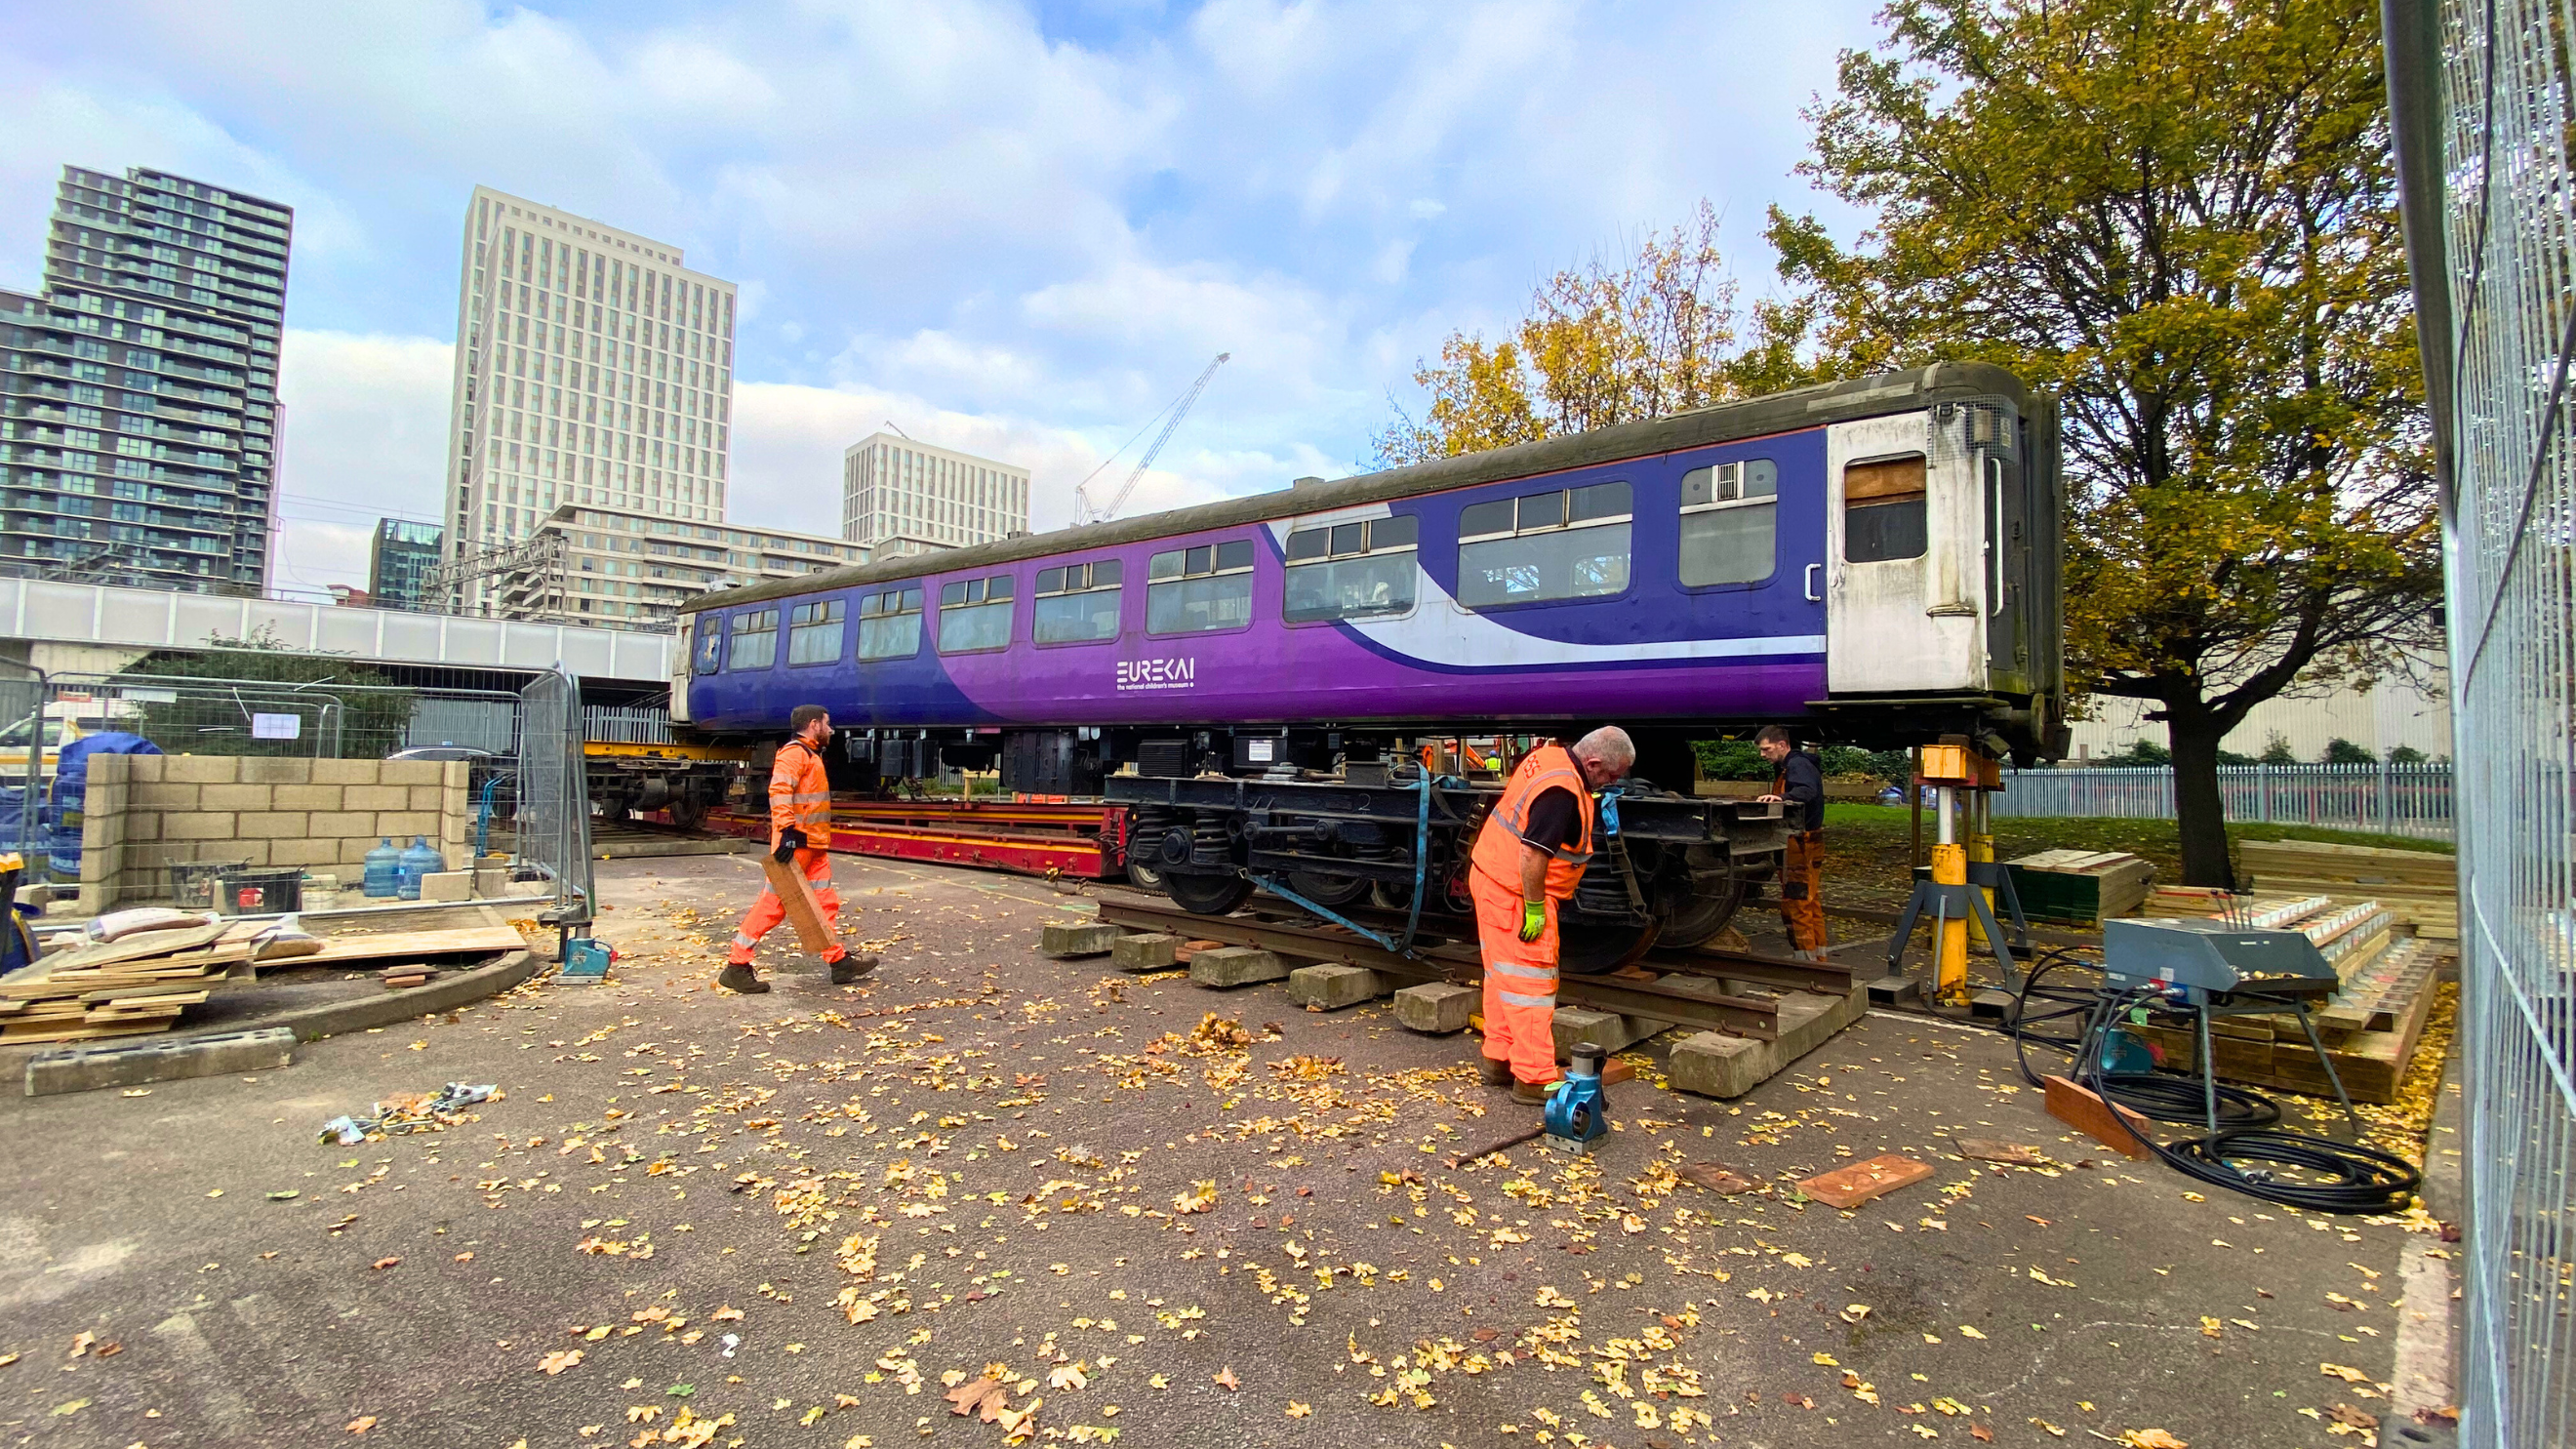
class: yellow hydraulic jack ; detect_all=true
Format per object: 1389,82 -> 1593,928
1877,740 -> 2032,1015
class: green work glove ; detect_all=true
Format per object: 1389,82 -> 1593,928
1518,900 -> 1547,943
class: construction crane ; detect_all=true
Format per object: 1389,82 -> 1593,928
1072,352 -> 1228,525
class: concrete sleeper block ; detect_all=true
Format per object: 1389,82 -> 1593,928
1109,932 -> 1181,972
1287,963 -> 1381,1010
1669,1030 -> 1772,1099
1190,946 -> 1287,988
1393,981 -> 1477,1034
1550,1007 -> 1664,1058
1040,921 -> 1124,958
24,1026 -> 298,1097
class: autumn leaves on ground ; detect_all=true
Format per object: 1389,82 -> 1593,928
0,851 -> 2438,1448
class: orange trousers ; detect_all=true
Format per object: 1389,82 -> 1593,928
729,847 -> 845,966
1471,870 -> 1561,1087
1778,829 -> 1827,954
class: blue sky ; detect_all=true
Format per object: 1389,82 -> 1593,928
0,1 -> 1878,602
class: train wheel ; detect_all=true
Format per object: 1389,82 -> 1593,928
1558,915 -> 1664,974
1163,872 -> 1253,915
1656,876 -> 1746,949
1124,857 -> 1167,893
1286,871 -> 1369,908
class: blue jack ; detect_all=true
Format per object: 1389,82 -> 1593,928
1543,1043 -> 1612,1153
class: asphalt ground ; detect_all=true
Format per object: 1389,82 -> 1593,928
0,852 -> 2439,1449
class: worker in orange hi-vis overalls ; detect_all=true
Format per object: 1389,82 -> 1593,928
720,704 -> 877,994
1467,726 -> 1635,1103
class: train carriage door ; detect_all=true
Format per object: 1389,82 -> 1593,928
1824,411 -> 1985,694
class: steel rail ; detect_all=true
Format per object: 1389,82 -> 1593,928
1090,890 -> 1783,1040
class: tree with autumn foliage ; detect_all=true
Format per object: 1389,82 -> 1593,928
1374,203 -> 1809,465
1766,0 -> 2436,885
1383,0 -> 2435,887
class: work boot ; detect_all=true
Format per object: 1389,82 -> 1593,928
1476,1056 -> 1511,1089
1511,1078 -> 1562,1106
717,963 -> 771,994
828,953 -> 879,985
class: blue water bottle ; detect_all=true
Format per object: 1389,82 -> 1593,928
395,835 -> 444,901
362,837 -> 401,898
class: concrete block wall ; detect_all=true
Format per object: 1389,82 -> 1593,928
80,755 -> 472,909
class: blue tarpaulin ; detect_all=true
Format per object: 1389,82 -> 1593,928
47,732 -> 163,880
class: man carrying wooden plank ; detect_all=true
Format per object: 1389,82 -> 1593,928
720,705 -> 877,994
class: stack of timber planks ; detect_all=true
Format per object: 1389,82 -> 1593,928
2005,850 -> 2155,925
2239,838 -> 2459,942
2129,893 -> 2446,1105
0,919 -> 265,1044
0,918 -> 526,1045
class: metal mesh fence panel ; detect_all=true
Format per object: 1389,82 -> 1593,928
516,666 -> 595,925
1991,764 -> 2456,839
2406,0 -> 2576,1440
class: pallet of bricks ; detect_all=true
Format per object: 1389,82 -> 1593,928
2239,838 -> 2458,942
0,910 -> 527,1045
2134,886 -> 2447,1105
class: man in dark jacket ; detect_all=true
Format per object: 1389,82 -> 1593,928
1754,726 -> 1828,961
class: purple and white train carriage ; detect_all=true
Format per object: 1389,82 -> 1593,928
674,363 -> 2065,959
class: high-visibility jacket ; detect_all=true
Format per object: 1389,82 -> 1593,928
1469,744 -> 1593,902
769,738 -> 832,846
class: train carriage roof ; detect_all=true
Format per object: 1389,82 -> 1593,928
682,361 -> 2035,614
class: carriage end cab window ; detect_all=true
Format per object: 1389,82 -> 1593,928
1679,460 -> 1778,586
1457,480 -> 1631,607
1844,454 -> 1928,563
857,586 -> 923,661
1147,539 -> 1255,635
692,616 -> 723,674
727,607 -> 779,670
1284,514 -> 1417,622
939,573 -> 1016,653
1034,558 -> 1123,643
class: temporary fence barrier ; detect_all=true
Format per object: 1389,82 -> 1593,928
2388,0 -> 2576,1440
1990,763 -> 2455,840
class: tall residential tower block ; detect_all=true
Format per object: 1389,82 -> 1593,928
440,187 -> 735,607
0,166 -> 291,591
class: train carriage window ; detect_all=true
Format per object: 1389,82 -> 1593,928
1033,559 -> 1123,644
726,608 -> 778,670
1284,514 -> 1418,622
857,586 -> 923,661
938,573 -> 1017,653
1678,460 -> 1779,586
1147,539 -> 1255,635
786,599 -> 845,665
1844,454 -> 1929,563
1456,480 -> 1631,608
692,616 -> 723,675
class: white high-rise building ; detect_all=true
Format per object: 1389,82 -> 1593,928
842,432 -> 1029,560
441,187 -> 736,602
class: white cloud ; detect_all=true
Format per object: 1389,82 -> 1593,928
270,330 -> 454,597
3,0 -> 1887,600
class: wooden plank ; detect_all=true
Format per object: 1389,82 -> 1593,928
2043,1074 -> 2155,1158
260,926 -> 527,971
758,854 -> 837,954
1796,1154 -> 1934,1209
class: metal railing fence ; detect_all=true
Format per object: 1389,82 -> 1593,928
2391,0 -> 2576,1441
1990,763 -> 2456,840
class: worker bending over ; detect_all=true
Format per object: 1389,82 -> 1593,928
1754,725 -> 1828,961
1469,726 -> 1634,1102
720,704 -> 878,993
